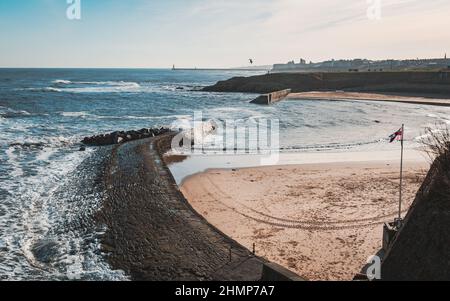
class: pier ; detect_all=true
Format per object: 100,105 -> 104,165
96,133 -> 305,281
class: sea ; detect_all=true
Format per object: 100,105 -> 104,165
1,68 -> 450,280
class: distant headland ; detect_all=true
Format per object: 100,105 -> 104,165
203,70 -> 450,99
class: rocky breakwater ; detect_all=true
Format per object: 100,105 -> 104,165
81,127 -> 171,146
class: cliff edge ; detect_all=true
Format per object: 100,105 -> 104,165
203,71 -> 450,97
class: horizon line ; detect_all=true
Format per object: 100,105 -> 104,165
1,56 -> 448,70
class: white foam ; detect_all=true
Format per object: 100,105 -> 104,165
76,81 -> 139,87
5,147 -> 23,177
0,238 -> 6,250
36,148 -> 56,162
0,141 -> 129,280
60,112 -> 192,121
22,81 -> 142,94
61,112 -> 91,118
0,107 -> 32,118
53,80 -> 72,85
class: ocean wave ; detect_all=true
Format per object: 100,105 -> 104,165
5,147 -> 24,177
161,84 -> 205,92
52,79 -> 139,87
121,115 -> 189,120
77,81 -> 139,87
280,139 -> 387,152
0,107 -> 34,119
57,85 -> 139,93
21,81 -> 142,94
61,111 -> 91,118
52,79 -> 72,85
21,80 -> 208,94
1,143 -> 126,280
8,136 -> 78,149
181,138 -> 388,153
60,111 -> 191,122
21,87 -> 62,93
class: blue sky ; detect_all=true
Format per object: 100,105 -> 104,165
1,0 -> 450,68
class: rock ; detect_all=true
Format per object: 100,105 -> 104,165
81,127 -> 172,146
79,146 -> 86,151
101,243 -> 115,253
9,142 -> 45,149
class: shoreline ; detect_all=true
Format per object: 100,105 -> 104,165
167,148 -> 428,185
287,91 -> 450,107
180,159 -> 429,280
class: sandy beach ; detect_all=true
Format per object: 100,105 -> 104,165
287,91 -> 450,106
180,160 -> 429,280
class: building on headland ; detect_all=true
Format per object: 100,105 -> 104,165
272,56 -> 450,72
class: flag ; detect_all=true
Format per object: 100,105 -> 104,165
389,128 -> 403,143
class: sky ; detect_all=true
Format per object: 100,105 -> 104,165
1,0 -> 450,68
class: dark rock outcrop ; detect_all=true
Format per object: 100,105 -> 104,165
81,127 -> 171,146
203,71 -> 450,97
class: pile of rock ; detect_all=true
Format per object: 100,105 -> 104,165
81,127 -> 171,146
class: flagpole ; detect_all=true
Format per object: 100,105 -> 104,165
398,124 -> 404,221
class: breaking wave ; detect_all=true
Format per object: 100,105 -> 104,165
22,80 -> 142,94
60,111 -> 192,122
52,79 -> 72,85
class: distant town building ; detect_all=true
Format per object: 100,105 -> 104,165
272,57 -> 450,72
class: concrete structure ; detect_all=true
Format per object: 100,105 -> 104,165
250,89 -> 291,105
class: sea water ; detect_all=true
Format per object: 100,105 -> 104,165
1,68 -> 450,280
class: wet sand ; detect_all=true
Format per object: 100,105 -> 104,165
287,91 -> 450,107
180,161 -> 429,280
